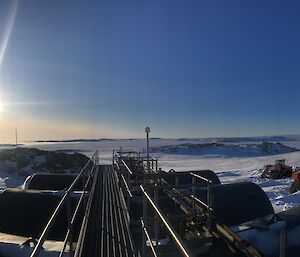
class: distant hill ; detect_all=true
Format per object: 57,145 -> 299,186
149,142 -> 300,157
34,138 -> 115,143
0,144 -> 23,147
216,136 -> 298,143
176,135 -> 300,143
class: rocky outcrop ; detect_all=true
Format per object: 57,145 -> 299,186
0,148 -> 89,176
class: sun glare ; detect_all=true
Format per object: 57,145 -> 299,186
0,101 -> 3,112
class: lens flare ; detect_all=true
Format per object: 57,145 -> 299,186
0,0 -> 19,68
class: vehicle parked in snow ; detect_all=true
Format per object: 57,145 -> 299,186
260,159 -> 293,179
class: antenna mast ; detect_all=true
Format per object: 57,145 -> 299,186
15,128 -> 17,147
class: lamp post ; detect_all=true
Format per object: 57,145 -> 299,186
145,126 -> 150,171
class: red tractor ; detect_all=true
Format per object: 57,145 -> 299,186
289,166 -> 300,193
260,159 -> 293,179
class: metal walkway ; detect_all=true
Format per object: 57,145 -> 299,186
76,165 -> 136,257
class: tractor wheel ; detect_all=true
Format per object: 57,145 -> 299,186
260,170 -> 268,178
285,169 -> 293,177
269,171 -> 284,179
289,181 -> 300,194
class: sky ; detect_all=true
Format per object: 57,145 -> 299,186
0,0 -> 300,142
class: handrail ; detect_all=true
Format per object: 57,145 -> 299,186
114,152 -> 133,175
141,218 -> 158,257
189,172 -> 213,231
114,150 -> 159,175
30,151 -> 98,257
74,165 -> 99,257
121,159 -> 133,175
140,185 -> 191,257
120,173 -> 132,198
161,178 -> 208,211
58,171 -> 94,257
190,172 -> 212,184
190,195 -> 212,211
143,164 -> 157,174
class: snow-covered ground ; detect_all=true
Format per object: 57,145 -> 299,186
1,136 -> 300,213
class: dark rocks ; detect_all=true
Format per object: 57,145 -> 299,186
0,147 -> 89,175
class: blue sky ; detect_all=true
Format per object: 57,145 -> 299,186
0,0 -> 300,141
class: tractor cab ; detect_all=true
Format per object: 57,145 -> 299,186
275,159 -> 285,166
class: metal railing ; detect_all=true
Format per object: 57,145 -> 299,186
30,151 -> 99,257
120,158 -> 133,175
120,173 -> 133,198
113,150 -> 158,174
189,172 -> 213,231
140,185 -> 192,257
140,218 -> 158,257
113,150 -> 162,257
113,151 -> 134,201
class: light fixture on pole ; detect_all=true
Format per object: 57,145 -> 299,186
145,127 -> 150,170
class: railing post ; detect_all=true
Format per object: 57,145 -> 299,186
127,173 -> 131,212
154,177 -> 159,245
142,179 -> 148,256
192,176 -> 196,211
82,168 -> 87,208
112,150 -> 115,166
66,193 -> 74,257
207,183 -> 212,232
89,162 -> 93,191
